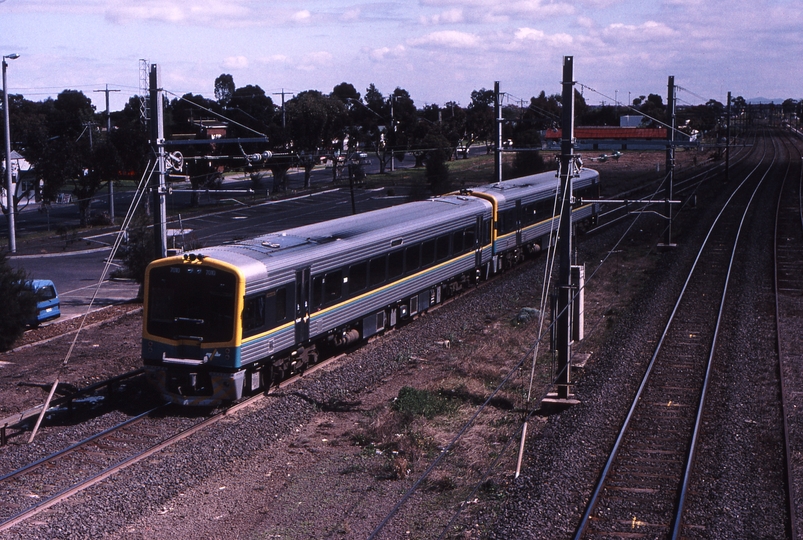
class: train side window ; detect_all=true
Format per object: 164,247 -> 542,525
522,204 -> 536,225
536,198 -> 553,218
324,270 -> 343,303
369,256 -> 386,286
464,226 -> 476,249
349,262 -> 367,294
388,250 -> 404,279
275,287 -> 288,323
452,230 -> 464,254
500,209 -> 516,233
405,245 -> 420,274
242,295 -> 266,333
312,275 -> 323,309
421,239 -> 435,266
483,219 -> 492,244
436,235 -> 450,262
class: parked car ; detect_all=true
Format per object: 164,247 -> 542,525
27,279 -> 60,326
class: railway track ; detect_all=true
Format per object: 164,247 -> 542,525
0,369 -> 146,446
594,131 -> 755,231
573,133 -> 777,538
0,349 -> 342,534
775,134 -> 803,539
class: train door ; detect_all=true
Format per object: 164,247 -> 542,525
295,267 -> 310,344
474,215 -> 484,269
515,199 -> 523,246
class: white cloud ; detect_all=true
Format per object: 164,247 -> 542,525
368,45 -> 406,61
340,8 -> 360,21
296,51 -> 333,71
514,27 -> 573,47
419,0 -> 574,22
420,8 -> 464,25
223,55 -> 249,69
292,9 -> 311,22
105,0 -> 251,26
407,30 -> 481,49
602,20 -> 676,42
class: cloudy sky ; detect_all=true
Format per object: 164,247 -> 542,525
1,0 -> 801,113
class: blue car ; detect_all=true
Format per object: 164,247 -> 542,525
27,279 -> 60,326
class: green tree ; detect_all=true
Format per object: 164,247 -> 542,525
228,85 -> 275,134
109,96 -> 151,179
0,252 -> 36,350
286,90 -> 349,187
466,88 -> 496,153
24,90 -> 108,225
422,128 -> 451,194
330,82 -> 360,104
214,74 -> 235,108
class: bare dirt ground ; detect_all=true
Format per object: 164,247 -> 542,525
0,149 -> 709,539
0,304 -> 143,419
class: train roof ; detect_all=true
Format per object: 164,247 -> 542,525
189,193 -> 493,278
470,167 -> 599,204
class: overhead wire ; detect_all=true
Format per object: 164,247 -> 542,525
577,82 -> 705,139
28,160 -> 157,443
163,89 -> 269,139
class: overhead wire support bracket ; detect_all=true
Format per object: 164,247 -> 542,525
579,198 -> 681,205
163,137 -> 269,147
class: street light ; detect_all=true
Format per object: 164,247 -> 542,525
3,53 -> 20,253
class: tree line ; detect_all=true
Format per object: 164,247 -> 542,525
2,76 -> 747,226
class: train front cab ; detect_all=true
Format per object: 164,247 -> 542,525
142,255 -> 250,406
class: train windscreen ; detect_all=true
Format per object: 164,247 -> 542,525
147,264 -> 237,343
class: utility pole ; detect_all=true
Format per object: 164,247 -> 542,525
389,95 -> 395,172
726,91 -> 731,183
272,89 -> 293,130
659,76 -> 677,249
2,53 -> 18,253
95,84 -> 120,222
149,64 -> 167,259
555,56 -> 575,400
494,81 -> 502,183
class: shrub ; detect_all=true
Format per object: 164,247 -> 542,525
120,215 -> 156,285
0,252 -> 36,350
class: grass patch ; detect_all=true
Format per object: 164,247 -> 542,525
392,386 -> 458,420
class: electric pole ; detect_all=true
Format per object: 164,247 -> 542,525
494,81 -> 502,183
726,91 -> 731,183
555,56 -> 576,400
273,89 -> 293,130
95,84 -> 120,222
659,76 -> 676,249
389,95 -> 395,172
149,64 -> 167,259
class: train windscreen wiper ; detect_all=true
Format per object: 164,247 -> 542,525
174,317 -> 204,324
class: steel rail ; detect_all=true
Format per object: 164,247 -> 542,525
0,405 -> 163,483
773,134 -> 803,540
671,133 -> 780,538
0,393 -> 267,533
0,368 -> 146,446
574,132 -> 771,539
0,341 -> 358,534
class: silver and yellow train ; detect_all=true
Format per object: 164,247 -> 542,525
142,168 -> 600,405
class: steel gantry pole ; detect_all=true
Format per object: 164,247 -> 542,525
494,81 -> 503,183
149,64 -> 167,259
660,75 -> 677,249
555,56 -> 575,400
